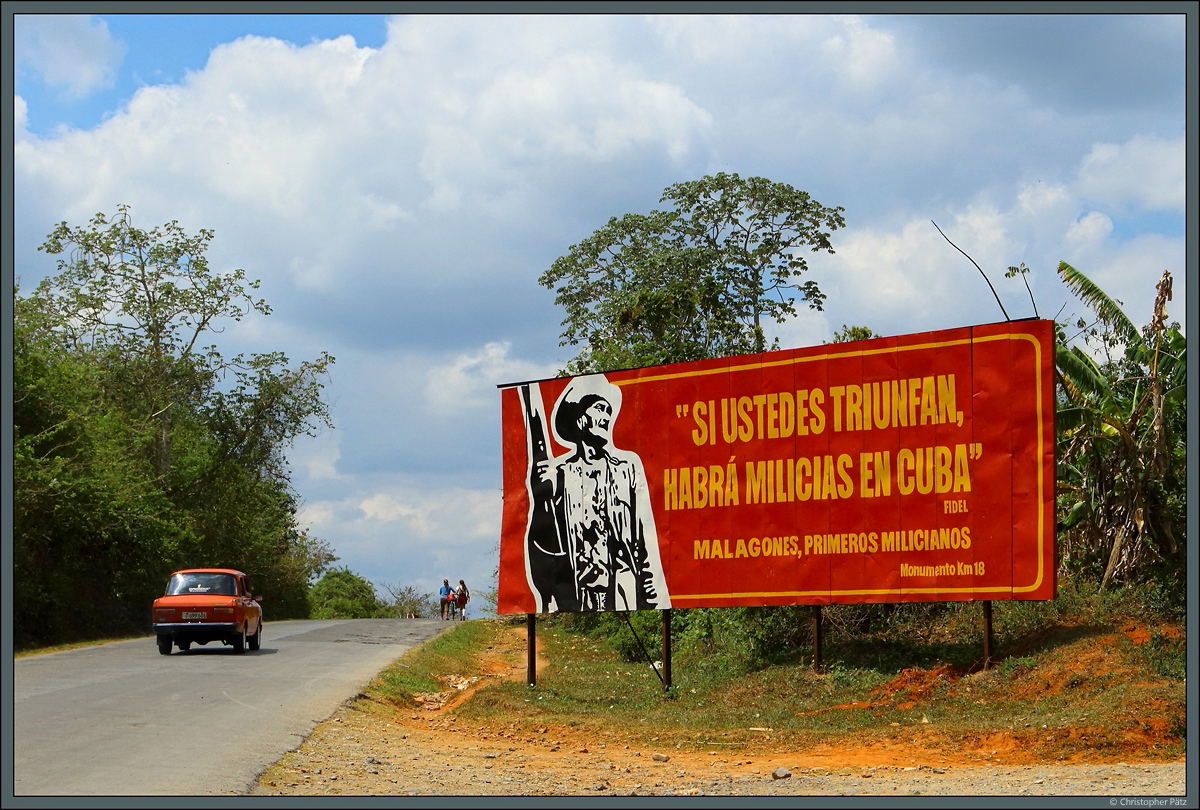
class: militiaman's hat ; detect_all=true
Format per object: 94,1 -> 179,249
552,374 -> 622,445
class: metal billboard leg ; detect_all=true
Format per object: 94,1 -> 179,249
661,609 -> 672,691
813,605 -> 824,672
527,613 -> 536,686
982,600 -> 994,670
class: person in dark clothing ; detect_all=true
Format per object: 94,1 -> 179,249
455,580 -> 469,620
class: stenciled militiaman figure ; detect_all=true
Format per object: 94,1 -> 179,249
523,375 -> 671,613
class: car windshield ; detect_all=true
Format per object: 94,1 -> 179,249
166,573 -> 236,596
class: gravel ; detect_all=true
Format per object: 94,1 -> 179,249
250,703 -> 1188,798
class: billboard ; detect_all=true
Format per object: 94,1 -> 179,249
497,320 -> 1056,615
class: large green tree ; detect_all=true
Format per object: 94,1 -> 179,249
539,172 -> 845,373
309,568 -> 387,619
539,174 -> 845,669
14,293 -> 186,641
14,206 -> 338,647
33,205 -> 334,478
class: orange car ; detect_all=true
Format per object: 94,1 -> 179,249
152,568 -> 263,655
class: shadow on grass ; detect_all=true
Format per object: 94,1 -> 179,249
758,623 -> 1117,678
996,623 -> 1112,659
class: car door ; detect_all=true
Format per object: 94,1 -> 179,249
239,575 -> 260,632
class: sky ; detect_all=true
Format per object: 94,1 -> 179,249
8,9 -> 1193,614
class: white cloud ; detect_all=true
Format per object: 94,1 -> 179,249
1074,135 -> 1185,211
15,15 -> 126,99
649,14 -> 895,79
291,430 -> 343,483
1064,211 -> 1114,247
14,18 -> 715,297
296,501 -> 334,530
801,159 -> 1184,343
343,485 -> 500,545
819,211 -> 1011,333
357,493 -> 433,531
397,22 -> 713,212
14,95 -> 28,134
819,15 -> 898,85
292,479 -> 502,594
1013,181 -> 1074,220
767,306 -> 834,353
475,54 -> 709,161
424,342 -> 559,416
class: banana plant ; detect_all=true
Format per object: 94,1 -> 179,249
1054,262 -> 1184,587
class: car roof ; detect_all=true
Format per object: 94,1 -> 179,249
169,568 -> 247,577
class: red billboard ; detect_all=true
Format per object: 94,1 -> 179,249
498,320 -> 1056,615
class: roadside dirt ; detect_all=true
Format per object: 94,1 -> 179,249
250,622 -> 1188,797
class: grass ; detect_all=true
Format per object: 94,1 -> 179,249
13,634 -> 149,658
366,620 -> 496,707
363,577 -> 1185,762
1124,629 -> 1187,680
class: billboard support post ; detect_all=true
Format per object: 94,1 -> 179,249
526,613 -> 536,686
812,606 -> 823,672
982,601 -> 994,670
661,609 -> 672,691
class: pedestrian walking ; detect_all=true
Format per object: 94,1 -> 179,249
455,580 -> 470,620
438,579 -> 453,620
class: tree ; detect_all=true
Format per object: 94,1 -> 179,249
309,568 -> 387,619
36,206 -> 260,476
537,175 -> 845,664
265,525 -> 339,618
378,582 -> 440,618
14,206 -> 338,646
35,205 -> 334,479
1054,264 -> 1184,589
539,172 -> 845,373
13,290 -> 187,644
826,324 -> 880,344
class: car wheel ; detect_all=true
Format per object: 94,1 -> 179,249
157,636 -> 172,655
248,620 -> 261,651
178,640 -> 191,652
232,623 -> 246,654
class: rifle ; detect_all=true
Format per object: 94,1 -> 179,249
520,385 -> 565,553
519,384 -> 575,612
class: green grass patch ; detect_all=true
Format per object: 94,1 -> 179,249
14,634 -> 149,658
439,579 -> 1185,759
452,619 -> 1044,746
366,621 -> 493,706
996,654 -> 1037,678
1124,630 -> 1186,680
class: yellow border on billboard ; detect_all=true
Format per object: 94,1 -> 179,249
612,329 -> 1050,601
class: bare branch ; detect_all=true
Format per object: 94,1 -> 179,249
931,220 -> 1009,321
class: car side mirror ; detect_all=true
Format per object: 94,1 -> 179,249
253,595 -> 263,602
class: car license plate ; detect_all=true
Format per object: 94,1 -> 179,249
182,611 -> 206,619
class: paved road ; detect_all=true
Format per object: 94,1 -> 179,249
12,618 -> 451,797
